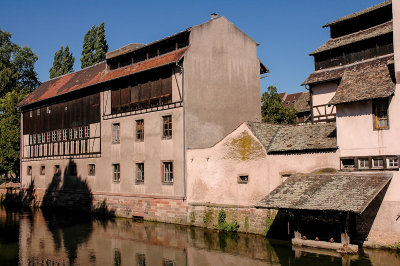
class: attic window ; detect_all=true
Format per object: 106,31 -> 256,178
286,101 -> 289,105
292,100 -> 296,104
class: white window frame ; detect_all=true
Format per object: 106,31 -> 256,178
163,162 -> 173,183
372,158 -> 384,169
358,158 -> 369,169
52,131 -> 57,142
79,127 -> 83,138
387,157 -> 399,169
113,123 -> 120,143
85,126 -> 90,138
63,129 -> 68,141
136,163 -> 144,182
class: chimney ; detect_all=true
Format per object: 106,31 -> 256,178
210,13 -> 217,19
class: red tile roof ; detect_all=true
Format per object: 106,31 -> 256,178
18,48 -> 188,108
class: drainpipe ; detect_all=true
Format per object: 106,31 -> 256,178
176,62 -> 186,201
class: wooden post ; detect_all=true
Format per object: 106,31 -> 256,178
341,212 -> 350,245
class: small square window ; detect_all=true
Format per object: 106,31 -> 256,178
79,127 -> 83,138
113,123 -> 120,143
69,129 -> 73,139
27,166 -> 32,176
113,164 -> 120,182
136,120 -> 144,141
52,131 -> 57,142
387,157 -> 399,169
238,175 -> 249,184
69,165 -> 77,176
341,158 -> 355,169
40,165 -> 45,175
162,115 -> 172,138
163,259 -> 174,266
88,164 -> 95,176
136,163 -> 144,182
74,128 -> 78,139
54,165 -> 60,175
372,158 -> 384,169
358,158 -> 369,169
163,162 -> 173,183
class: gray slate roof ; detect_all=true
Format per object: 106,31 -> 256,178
256,173 -> 392,213
329,55 -> 395,105
323,0 -> 391,28
247,122 -> 337,153
312,20 -> 392,55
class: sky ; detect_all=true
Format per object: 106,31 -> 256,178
0,0 -> 384,94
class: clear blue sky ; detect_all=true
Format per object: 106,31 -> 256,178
1,0 -> 383,94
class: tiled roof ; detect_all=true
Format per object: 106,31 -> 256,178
18,48 -> 188,107
247,122 -> 337,153
293,92 -> 310,113
280,92 -> 310,113
323,0 -> 392,28
312,21 -> 393,55
256,172 -> 392,213
302,66 -> 345,86
329,55 -> 395,105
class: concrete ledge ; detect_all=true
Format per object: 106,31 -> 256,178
292,238 -> 359,253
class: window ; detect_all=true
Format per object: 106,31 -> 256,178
113,123 -> 120,143
37,109 -> 40,116
387,157 -> 399,169
29,135 -> 32,144
33,134 -> 36,144
374,99 -> 389,129
42,133 -> 46,143
358,158 -> 369,169
52,131 -> 57,142
341,158 -> 355,169
69,165 -> 77,176
74,128 -> 78,139
85,126 -> 90,138
29,111 -> 32,117
113,164 -> 120,182
136,163 -> 144,182
63,129 -> 68,140
54,165 -> 60,175
163,162 -> 173,183
88,164 -> 95,176
162,115 -> 172,138
27,166 -> 32,176
136,120 -> 144,141
69,129 -> 73,139
238,175 -> 249,184
79,127 -> 83,138
37,134 -> 41,144
47,132 -> 51,142
163,259 -> 174,266
372,158 -> 384,169
137,254 -> 146,266
40,165 -> 45,175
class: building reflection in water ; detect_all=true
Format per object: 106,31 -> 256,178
9,208 -> 400,266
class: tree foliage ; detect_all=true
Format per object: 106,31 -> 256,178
0,89 -> 29,178
49,45 -> 75,79
0,28 -> 39,97
81,22 -> 108,69
261,86 -> 297,124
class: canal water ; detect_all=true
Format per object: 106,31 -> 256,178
0,207 -> 399,266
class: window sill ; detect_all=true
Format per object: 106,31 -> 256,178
135,180 -> 144,184
162,136 -> 172,140
162,181 -> 174,185
112,141 -> 120,144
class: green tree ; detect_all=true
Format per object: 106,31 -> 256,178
94,22 -> 108,63
0,28 -> 39,97
0,89 -> 29,179
49,45 -> 75,79
81,22 -> 108,68
261,86 -> 297,124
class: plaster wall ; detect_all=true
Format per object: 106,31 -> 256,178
186,123 -> 340,206
311,83 -> 337,118
184,16 -> 261,149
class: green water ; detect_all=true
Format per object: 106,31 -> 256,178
0,207 -> 399,265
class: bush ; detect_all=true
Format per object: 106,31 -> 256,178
217,209 -> 239,232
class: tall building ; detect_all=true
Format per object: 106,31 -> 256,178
17,15 -> 267,220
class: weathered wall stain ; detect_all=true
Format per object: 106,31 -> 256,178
224,131 -> 265,161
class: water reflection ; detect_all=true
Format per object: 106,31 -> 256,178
0,207 -> 399,265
